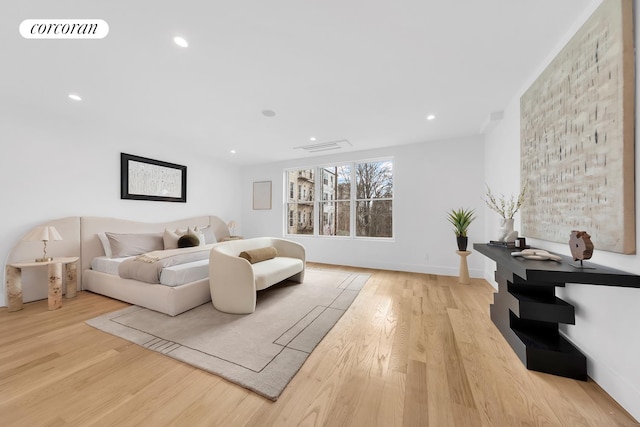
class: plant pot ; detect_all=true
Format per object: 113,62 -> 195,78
456,236 -> 468,251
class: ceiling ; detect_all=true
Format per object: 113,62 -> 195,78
2,0 -> 595,165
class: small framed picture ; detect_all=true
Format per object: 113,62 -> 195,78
253,181 -> 272,210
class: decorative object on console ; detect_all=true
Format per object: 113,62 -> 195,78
515,237 -> 528,249
569,230 -> 595,268
484,184 -> 526,243
511,249 -> 562,262
488,240 -> 516,249
446,207 -> 476,251
121,153 -> 187,203
520,0 -> 635,254
498,218 -> 518,243
23,226 -> 63,262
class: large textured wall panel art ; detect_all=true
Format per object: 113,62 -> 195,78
520,0 -> 635,254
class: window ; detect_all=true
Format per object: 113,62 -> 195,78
355,160 -> 393,237
319,165 -> 351,236
285,159 -> 393,238
286,169 -> 315,235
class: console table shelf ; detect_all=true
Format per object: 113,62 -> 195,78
475,243 -> 640,381
508,290 -> 575,324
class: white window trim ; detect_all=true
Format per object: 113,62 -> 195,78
284,157 -> 394,240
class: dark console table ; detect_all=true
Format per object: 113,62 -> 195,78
474,243 -> 640,380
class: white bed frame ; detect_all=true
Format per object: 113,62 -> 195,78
7,215 -> 230,316
81,216 -> 229,316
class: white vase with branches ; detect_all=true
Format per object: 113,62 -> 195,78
484,184 -> 527,242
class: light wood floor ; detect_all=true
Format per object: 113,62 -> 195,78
0,264 -> 637,426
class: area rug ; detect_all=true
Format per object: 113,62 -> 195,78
86,269 -> 370,400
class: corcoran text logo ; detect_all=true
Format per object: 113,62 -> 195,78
19,19 -> 109,39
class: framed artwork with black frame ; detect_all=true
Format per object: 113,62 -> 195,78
121,153 -> 187,203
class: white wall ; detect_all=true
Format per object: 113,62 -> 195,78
240,136 -> 486,277
484,0 -> 640,419
0,107 -> 243,306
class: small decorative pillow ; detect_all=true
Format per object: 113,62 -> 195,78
239,247 -> 278,264
163,228 -> 182,250
178,234 -> 200,248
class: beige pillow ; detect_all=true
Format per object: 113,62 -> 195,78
165,227 -> 206,249
239,247 -> 278,264
163,228 -> 182,249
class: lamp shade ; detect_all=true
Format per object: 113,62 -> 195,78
23,226 -> 63,242
227,220 -> 238,229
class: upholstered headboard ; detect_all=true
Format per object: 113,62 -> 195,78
79,216 -> 229,274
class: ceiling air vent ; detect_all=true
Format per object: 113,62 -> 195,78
294,139 -> 352,153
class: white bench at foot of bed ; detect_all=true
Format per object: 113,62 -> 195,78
209,237 -> 305,314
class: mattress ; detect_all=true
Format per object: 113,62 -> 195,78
90,256 -> 209,287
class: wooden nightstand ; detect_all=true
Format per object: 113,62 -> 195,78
6,256 -> 78,312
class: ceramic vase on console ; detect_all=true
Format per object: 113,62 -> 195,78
497,218 -> 517,242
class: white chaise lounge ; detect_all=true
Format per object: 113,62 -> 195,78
209,237 -> 305,314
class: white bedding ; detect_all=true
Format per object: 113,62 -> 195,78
91,256 -> 209,287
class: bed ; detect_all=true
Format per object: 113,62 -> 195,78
80,215 -> 230,316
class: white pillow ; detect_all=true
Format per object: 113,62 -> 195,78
195,225 -> 217,244
105,232 -> 164,258
97,232 -> 112,257
187,227 -> 206,247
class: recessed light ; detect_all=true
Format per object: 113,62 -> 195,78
262,110 -> 276,117
230,150 -> 237,154
173,36 -> 188,48
310,137 -> 316,141
426,114 -> 436,121
68,94 -> 82,101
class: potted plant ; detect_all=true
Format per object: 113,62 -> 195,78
447,207 -> 476,251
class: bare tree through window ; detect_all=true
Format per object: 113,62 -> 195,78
356,161 -> 393,237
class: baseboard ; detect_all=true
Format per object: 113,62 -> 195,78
309,259 -> 485,279
558,330 -> 640,422
484,270 -> 498,290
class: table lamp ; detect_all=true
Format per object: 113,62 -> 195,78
227,220 -> 238,236
23,226 -> 63,262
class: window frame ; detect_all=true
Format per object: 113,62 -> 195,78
283,157 -> 394,240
